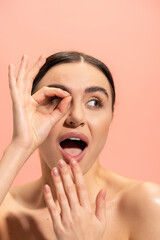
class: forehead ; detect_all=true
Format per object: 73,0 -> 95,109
36,62 -> 112,96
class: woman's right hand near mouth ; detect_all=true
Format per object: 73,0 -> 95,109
9,54 -> 71,156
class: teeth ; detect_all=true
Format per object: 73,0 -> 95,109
69,137 -> 81,141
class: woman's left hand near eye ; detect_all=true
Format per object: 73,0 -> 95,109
44,159 -> 107,240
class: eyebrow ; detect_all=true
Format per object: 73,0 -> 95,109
47,84 -> 109,98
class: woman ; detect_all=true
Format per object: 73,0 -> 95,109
0,51 -> 160,240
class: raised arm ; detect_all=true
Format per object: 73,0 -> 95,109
0,54 -> 71,206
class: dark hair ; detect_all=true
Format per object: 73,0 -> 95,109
31,51 -> 116,112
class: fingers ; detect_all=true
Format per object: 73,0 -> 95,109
32,86 -> 70,105
8,64 -> 16,102
16,54 -> 29,89
14,54 -> 46,93
44,160 -> 107,235
46,159 -> 92,213
32,87 -> 72,127
54,160 -> 79,210
44,159 -> 92,226
44,184 -> 62,228
51,166 -> 72,221
69,159 -> 92,210
25,54 -> 46,93
49,96 -> 72,123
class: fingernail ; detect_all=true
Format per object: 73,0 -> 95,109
52,167 -> 59,176
63,91 -> 70,96
8,64 -> 12,69
71,159 -> 77,167
44,184 -> 50,193
23,54 -> 27,60
59,159 -> 65,168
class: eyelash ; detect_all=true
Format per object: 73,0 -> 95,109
87,98 -> 103,109
49,97 -> 103,109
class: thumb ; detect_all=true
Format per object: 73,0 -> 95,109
95,189 -> 107,222
50,96 -> 72,122
56,95 -> 72,113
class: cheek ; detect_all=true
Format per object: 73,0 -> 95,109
89,111 -> 112,132
89,112 -> 112,147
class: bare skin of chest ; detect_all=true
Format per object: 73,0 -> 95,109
0,201 -> 129,240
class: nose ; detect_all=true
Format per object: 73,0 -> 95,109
65,102 -> 85,128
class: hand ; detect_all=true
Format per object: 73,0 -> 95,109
44,159 -> 107,240
8,54 -> 71,154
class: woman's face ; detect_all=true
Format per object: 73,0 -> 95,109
35,62 -> 113,173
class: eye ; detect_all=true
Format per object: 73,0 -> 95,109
87,98 -> 103,108
50,96 -> 62,108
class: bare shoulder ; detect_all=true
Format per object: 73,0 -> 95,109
106,169 -> 160,207
0,190 -> 19,236
0,179 -> 41,213
119,180 -> 160,240
0,180 -> 42,236
120,180 -> 160,212
104,168 -> 160,239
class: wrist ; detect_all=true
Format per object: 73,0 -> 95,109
11,137 -> 36,153
7,140 -> 34,161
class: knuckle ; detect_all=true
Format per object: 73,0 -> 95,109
41,86 -> 48,92
73,208 -> 81,219
68,218 -> 74,228
49,203 -> 57,212
56,225 -> 65,235
66,184 -> 75,194
77,183 -> 86,192
63,216 -> 74,228
57,193 -> 66,202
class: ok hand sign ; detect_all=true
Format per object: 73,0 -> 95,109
9,55 -> 71,156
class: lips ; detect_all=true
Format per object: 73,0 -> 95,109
58,132 -> 89,163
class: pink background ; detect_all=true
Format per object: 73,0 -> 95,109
0,0 -> 160,186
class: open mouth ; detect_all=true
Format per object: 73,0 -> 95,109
58,133 -> 88,162
60,138 -> 87,156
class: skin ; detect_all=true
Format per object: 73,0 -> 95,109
0,55 -> 160,240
